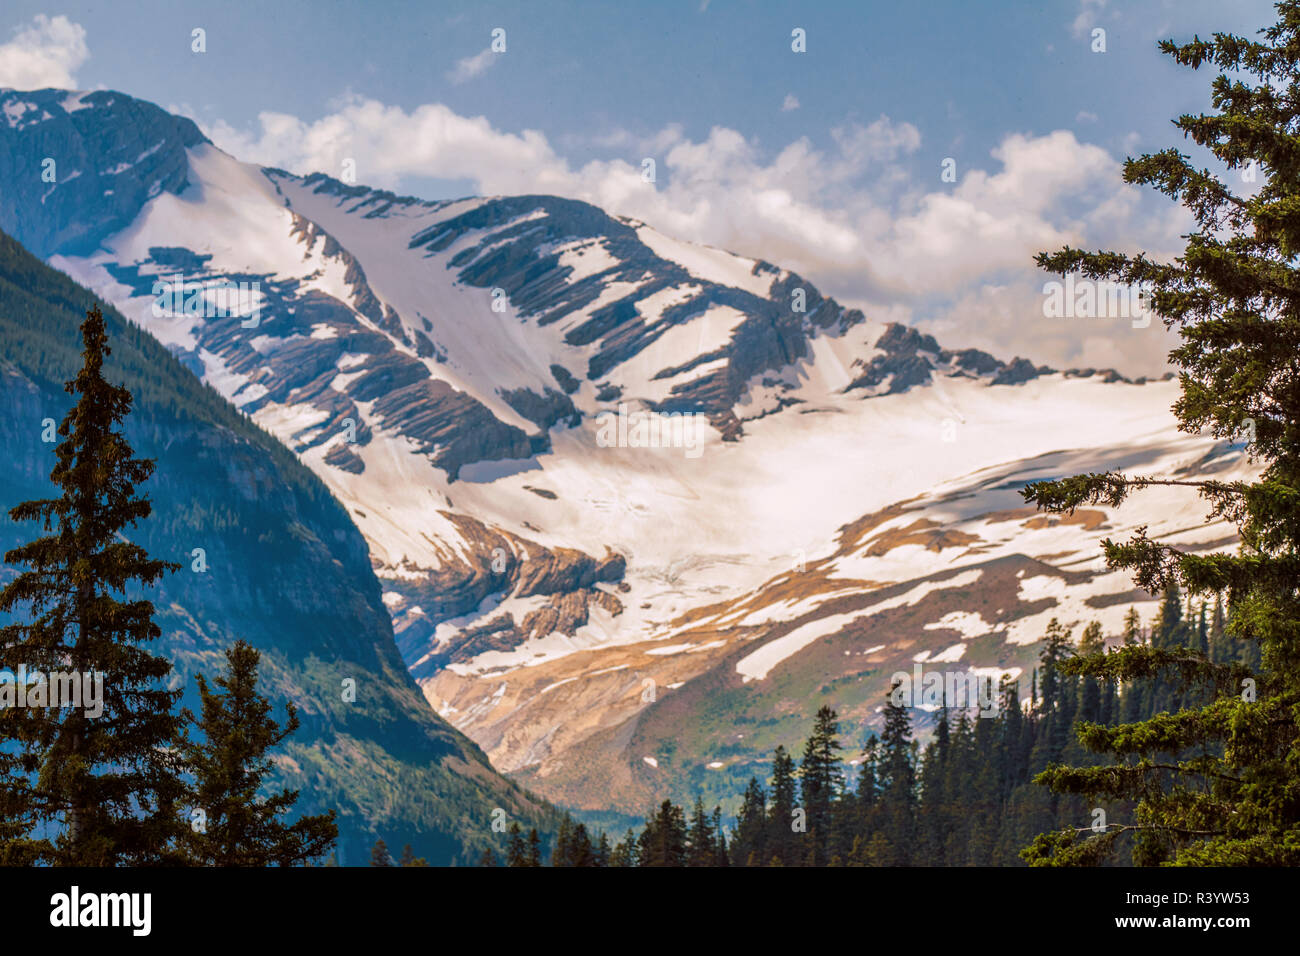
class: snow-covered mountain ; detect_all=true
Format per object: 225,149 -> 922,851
2,86 -> 1250,815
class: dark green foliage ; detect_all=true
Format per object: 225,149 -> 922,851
766,745 -> 796,866
510,608 -> 1175,868
686,796 -> 715,866
179,640 -> 337,866
730,777 -> 767,865
505,822 -> 528,867
636,800 -> 688,867
798,705 -> 844,865
551,815 -> 597,866
400,843 -> 429,867
876,685 -> 917,864
1021,3 -> 1300,865
0,229 -> 562,863
608,828 -> 637,867
0,307 -> 184,866
526,827 -> 543,866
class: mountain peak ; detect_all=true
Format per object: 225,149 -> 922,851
0,86 -> 208,259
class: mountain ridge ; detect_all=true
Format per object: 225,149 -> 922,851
0,85 -> 1242,821
0,226 -> 558,863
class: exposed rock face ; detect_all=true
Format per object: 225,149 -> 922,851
3,87 -> 1224,833
425,587 -> 625,669
0,229 -> 558,864
847,322 -> 1056,394
499,385 -> 581,431
0,88 -> 208,258
385,510 -> 627,673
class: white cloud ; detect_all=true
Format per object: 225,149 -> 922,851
0,14 -> 89,90
201,95 -> 1185,376
1071,0 -> 1108,39
447,47 -> 496,85
781,93 -> 800,112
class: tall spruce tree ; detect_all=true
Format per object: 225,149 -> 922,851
918,698 -> 951,865
504,822 -> 528,867
878,684 -> 917,865
0,307 -> 185,865
179,640 -> 337,866
637,800 -> 687,866
798,705 -> 844,865
593,830 -> 612,867
686,796 -> 715,867
731,776 -> 767,866
525,827 -> 543,867
1022,2 -> 1300,865
710,806 -> 730,866
609,828 -> 638,867
766,745 -> 797,866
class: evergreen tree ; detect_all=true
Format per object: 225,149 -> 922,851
505,822 -> 528,867
369,837 -> 392,866
0,307 -> 185,866
637,800 -> 687,867
878,683 -> 917,864
1208,594 -> 1229,664
608,829 -> 638,867
1119,607 -> 1147,725
179,640 -> 337,866
549,816 -> 598,866
1077,622 -> 1105,726
710,806 -> 730,867
525,827 -> 542,867
766,745 -> 797,866
686,795 -> 715,866
731,776 -> 767,866
941,710 -> 975,862
1148,584 -> 1188,713
1120,607 -> 1142,645
552,816 -> 572,866
1024,2 -> 1300,864
855,734 -> 880,822
967,692 -> 1002,865
1033,619 -> 1076,766
400,843 -> 428,867
566,822 -> 595,867
918,699 -> 951,865
593,830 -> 611,867
798,705 -> 844,865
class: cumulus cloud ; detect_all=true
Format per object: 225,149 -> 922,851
781,93 -> 800,112
0,14 -> 89,90
201,94 -> 1185,375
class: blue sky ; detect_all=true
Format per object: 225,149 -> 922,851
0,0 -> 1282,374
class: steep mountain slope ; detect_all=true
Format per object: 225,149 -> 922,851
0,227 -> 556,863
2,85 -> 1251,818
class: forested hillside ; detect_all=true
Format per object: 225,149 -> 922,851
0,228 -> 559,863
492,587 -> 1257,866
